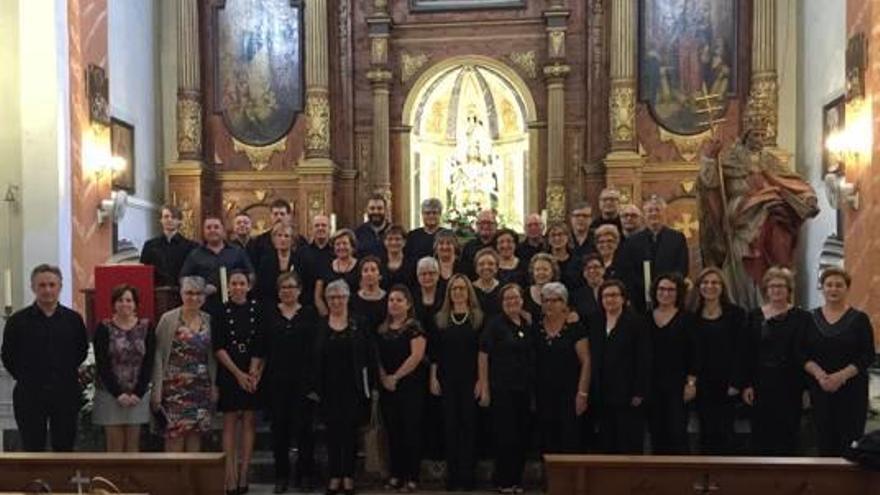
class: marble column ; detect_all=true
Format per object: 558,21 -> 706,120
367,0 -> 393,202
747,0 -> 779,147
604,0 -> 643,204
300,0 -> 336,234
543,1 -> 570,222
167,0 -> 209,240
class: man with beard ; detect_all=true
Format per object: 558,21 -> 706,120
354,193 -> 390,258
405,198 -> 448,262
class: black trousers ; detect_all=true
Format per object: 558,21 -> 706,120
380,379 -> 425,482
13,385 -> 79,452
811,381 -> 868,457
442,379 -> 477,488
537,393 -> 580,454
751,380 -> 802,456
422,394 -> 445,460
599,403 -> 645,454
648,387 -> 689,454
491,388 -> 530,488
269,387 -> 315,481
324,404 -> 359,479
697,395 -> 735,455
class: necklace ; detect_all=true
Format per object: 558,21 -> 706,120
451,312 -> 469,325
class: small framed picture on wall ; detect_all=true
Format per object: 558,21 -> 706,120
110,117 -> 135,193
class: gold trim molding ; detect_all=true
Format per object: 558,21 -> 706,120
232,137 -> 287,171
609,84 -> 635,143
400,52 -> 430,84
507,51 -> 537,79
305,91 -> 331,154
658,127 -> 712,162
177,97 -> 202,158
546,184 -> 566,223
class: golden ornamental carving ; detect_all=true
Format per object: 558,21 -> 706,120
543,63 -> 571,80
672,212 -> 699,240
371,37 -> 388,65
507,51 -> 537,79
400,52 -> 430,84
658,127 -> 712,162
233,137 -> 287,171
609,85 -> 635,143
171,192 -> 195,239
745,73 -> 778,145
307,191 -> 325,219
680,179 -> 696,195
548,30 -> 566,58
367,68 -> 393,85
546,185 -> 567,223
254,190 -> 269,203
177,97 -> 202,157
373,0 -> 388,13
305,93 -> 331,154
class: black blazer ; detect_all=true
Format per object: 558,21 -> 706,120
621,227 -> 689,311
588,309 -> 652,408
310,317 -> 377,402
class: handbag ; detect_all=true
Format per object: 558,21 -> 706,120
362,395 -> 389,477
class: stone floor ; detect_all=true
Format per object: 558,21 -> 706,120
246,488 -> 539,495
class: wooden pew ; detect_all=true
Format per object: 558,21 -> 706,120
544,454 -> 880,495
0,453 -> 223,494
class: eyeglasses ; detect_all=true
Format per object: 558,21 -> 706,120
279,284 -> 300,290
326,295 -> 347,300
601,292 -> 623,299
656,287 -> 677,293
182,290 -> 204,296
621,213 -> 640,218
543,297 -> 564,303
418,271 -> 438,276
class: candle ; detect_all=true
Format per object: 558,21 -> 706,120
219,266 -> 229,304
643,260 -> 652,307
3,269 -> 11,308
540,209 -> 547,226
363,212 -> 368,223
330,213 -> 337,233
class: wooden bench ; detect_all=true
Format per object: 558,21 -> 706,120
0,453 -> 223,494
544,454 -> 880,495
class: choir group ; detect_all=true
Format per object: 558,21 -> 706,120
1,191 -> 875,495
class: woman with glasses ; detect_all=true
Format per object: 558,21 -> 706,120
647,274 -> 695,455
545,222 -> 579,289
479,283 -> 534,493
494,228 -> 526,287
413,257 -> 446,462
315,229 -> 360,316
255,223 -> 307,305
572,253 -> 606,322
689,267 -> 746,455
265,272 -> 319,493
434,230 -> 465,285
802,267 -> 875,456
431,274 -> 486,491
151,276 -> 217,453
594,224 -> 623,281
382,225 -> 415,290
535,282 -> 590,454
311,280 -> 375,495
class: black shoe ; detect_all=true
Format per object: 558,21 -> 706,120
297,475 -> 315,492
238,485 -> 249,494
273,481 -> 288,494
226,490 -> 239,495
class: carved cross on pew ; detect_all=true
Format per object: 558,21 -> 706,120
69,470 -> 89,495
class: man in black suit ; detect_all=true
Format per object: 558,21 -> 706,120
516,213 -> 547,264
589,188 -> 623,237
354,193 -> 390,258
461,209 -> 497,278
621,196 -> 689,311
569,201 -> 594,260
139,205 -> 197,287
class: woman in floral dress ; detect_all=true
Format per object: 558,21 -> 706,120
151,275 -> 217,452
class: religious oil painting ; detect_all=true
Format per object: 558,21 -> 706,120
110,118 -> 135,193
410,0 -> 526,12
639,0 -> 738,135
216,0 -> 304,146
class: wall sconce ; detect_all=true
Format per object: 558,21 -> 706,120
97,189 -> 129,225
824,97 -> 871,211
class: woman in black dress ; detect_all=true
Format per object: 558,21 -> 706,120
431,274 -> 487,490
434,230 -> 464,285
803,267 -> 876,456
689,267 -> 746,455
350,256 -> 387,335
478,283 -> 534,493
647,273 -> 695,455
382,225 -> 415,290
413,256 -> 446,461
213,270 -> 265,494
535,282 -> 590,454
594,224 -> 624,282
572,253 -> 606,322
590,280 -> 650,454
310,279 -> 374,495
472,248 -> 502,320
314,229 -> 359,316
376,285 -> 428,492
265,272 -> 318,493
525,253 -> 560,325
739,267 -> 809,456
495,228 -> 526,287
546,221 -> 579,289
254,223 -> 308,305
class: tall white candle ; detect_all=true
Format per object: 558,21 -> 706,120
330,213 -> 337,233
363,212 -> 368,223
3,269 -> 11,308
643,260 -> 652,307
540,209 -> 548,226
219,266 -> 229,304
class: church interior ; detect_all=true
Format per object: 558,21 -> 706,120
0,0 -> 879,493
